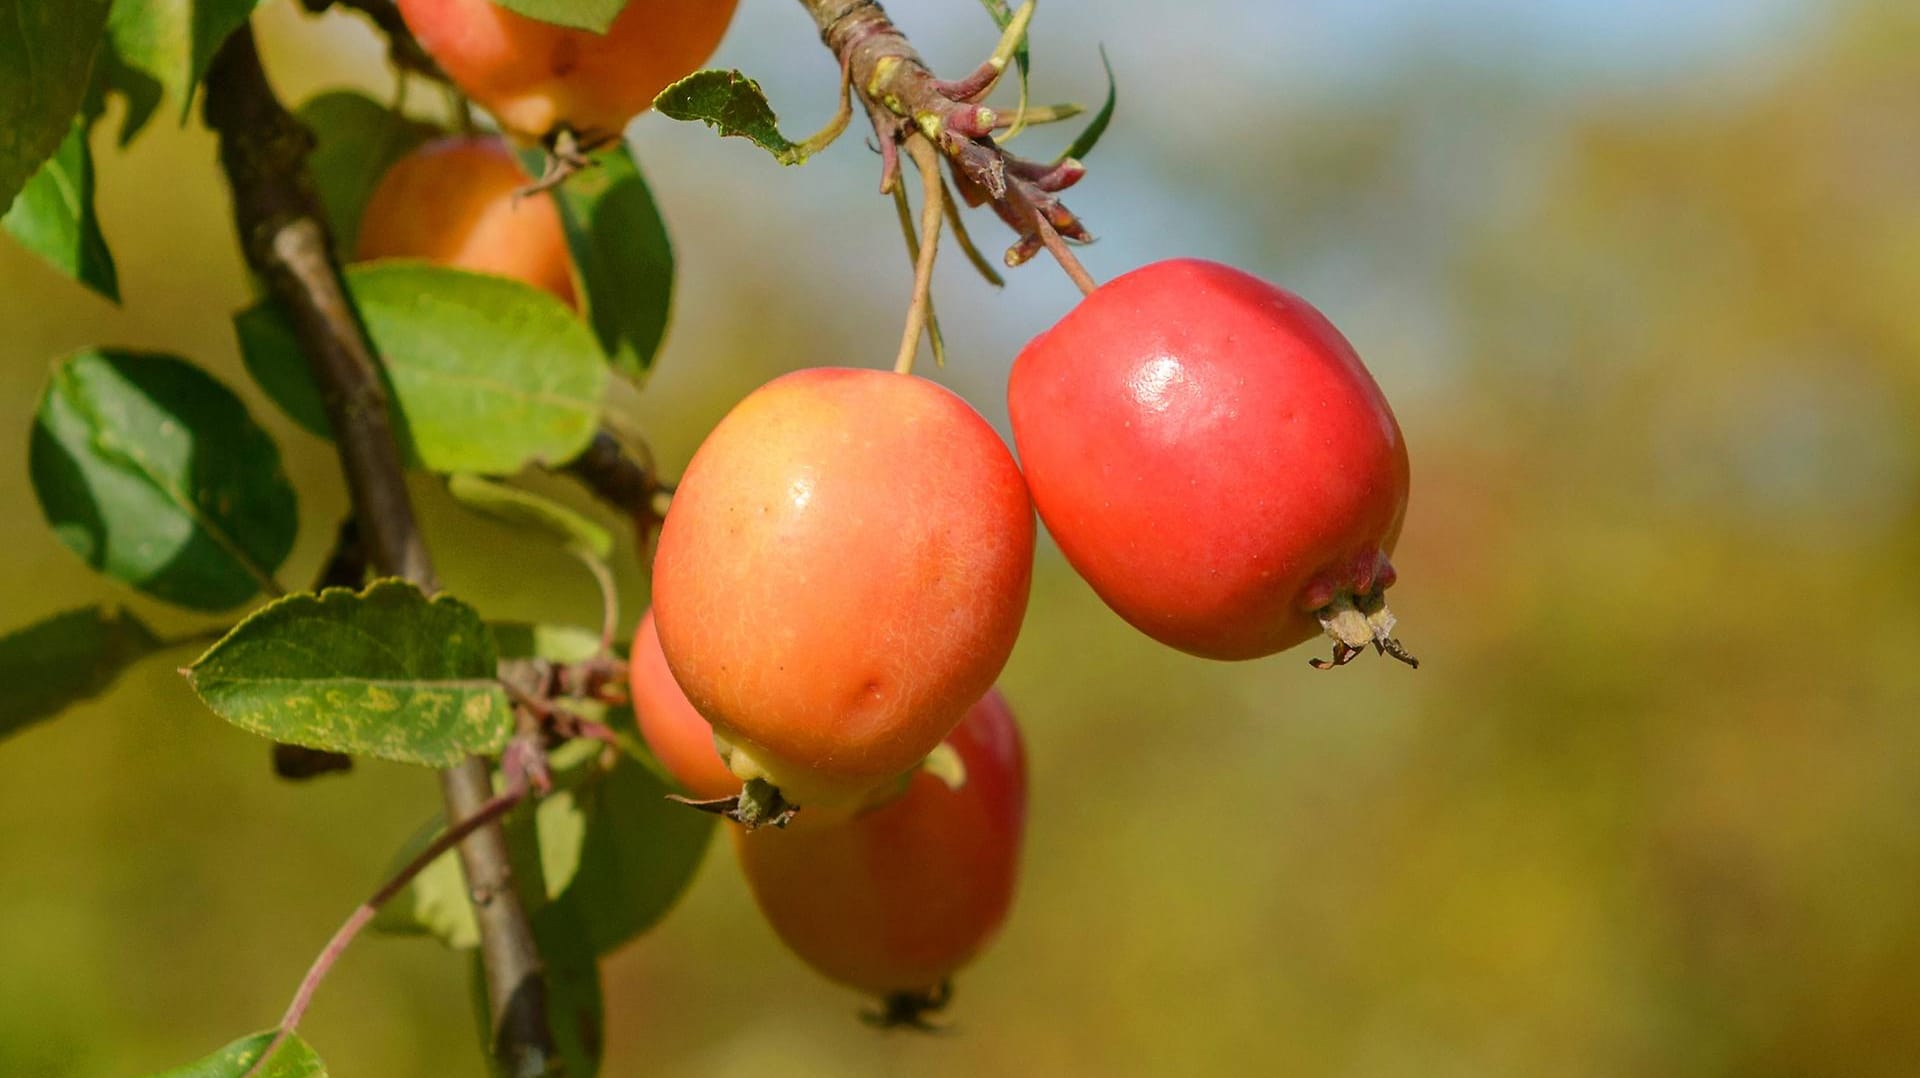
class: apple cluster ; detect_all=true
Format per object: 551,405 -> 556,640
365,0 -> 1414,1021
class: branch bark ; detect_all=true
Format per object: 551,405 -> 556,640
203,27 -> 557,1077
794,0 -> 1092,267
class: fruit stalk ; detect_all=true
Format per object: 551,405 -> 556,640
203,29 -> 559,1076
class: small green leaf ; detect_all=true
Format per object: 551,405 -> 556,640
1059,46 -> 1116,163
91,31 -> 163,146
298,90 -> 443,257
979,0 -> 1031,132
519,142 -> 674,379
0,0 -> 111,214
106,0 -> 263,123
448,474 -> 614,561
0,605 -> 162,743
30,349 -> 297,610
4,113 -> 120,301
183,580 -> 512,766
147,1030 -> 325,1078
653,70 -> 817,166
488,0 -> 626,33
377,745 -> 712,950
234,262 -> 608,474
492,622 -> 603,664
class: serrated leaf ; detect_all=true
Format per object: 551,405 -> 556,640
234,262 -> 608,474
654,69 -> 819,165
30,349 -> 297,611
298,90 -> 443,257
0,0 -> 111,214
4,113 -> 120,301
489,0 -> 626,33
377,745 -> 712,950
147,1030 -> 325,1078
449,474 -> 614,560
106,0 -> 262,123
519,142 -> 673,378
184,580 -> 512,766
0,605 -> 162,743
1059,45 -> 1116,162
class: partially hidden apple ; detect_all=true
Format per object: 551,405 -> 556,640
734,689 -> 1026,1019
395,0 -> 740,142
355,135 -> 577,308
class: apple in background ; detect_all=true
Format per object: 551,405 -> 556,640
629,609 -> 740,803
395,0 -> 741,142
355,135 -> 577,308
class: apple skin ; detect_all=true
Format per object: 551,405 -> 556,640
1007,258 -> 1409,661
395,0 -> 739,141
651,368 -> 1034,809
629,609 -> 740,803
355,136 -> 577,308
733,689 -> 1026,998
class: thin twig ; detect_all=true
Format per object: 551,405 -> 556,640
892,134 -> 947,376
244,784 -> 529,1077
1034,212 -> 1098,297
203,27 -> 556,1075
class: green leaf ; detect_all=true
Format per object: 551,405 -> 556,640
448,474 -> 614,560
147,1030 -> 325,1078
471,906 -> 604,1078
0,0 -> 111,213
234,262 -> 608,474
0,605 -> 162,743
519,142 -> 674,379
298,90 -> 443,258
91,30 -> 163,146
377,745 -> 712,950
3,113 -> 120,301
183,580 -> 512,766
654,69 -> 821,166
979,0 -> 1032,133
1059,45 -> 1116,162
491,622 -> 603,664
106,0 -> 262,123
30,349 -> 297,611
488,0 -> 626,33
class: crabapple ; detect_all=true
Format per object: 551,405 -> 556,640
355,136 -> 577,307
651,368 -> 1033,812
1007,258 -> 1414,666
629,609 -> 739,802
734,689 -> 1026,1016
395,0 -> 740,142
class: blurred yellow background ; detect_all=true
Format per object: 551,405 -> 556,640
3,1 -> 1916,1075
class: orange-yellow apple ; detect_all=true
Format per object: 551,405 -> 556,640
355,136 -> 577,307
651,368 -> 1034,811
395,0 -> 740,142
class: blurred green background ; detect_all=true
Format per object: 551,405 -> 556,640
4,0 -> 1917,1074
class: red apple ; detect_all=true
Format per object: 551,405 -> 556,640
734,689 -> 1026,1011
1008,258 -> 1413,665
629,609 -> 740,802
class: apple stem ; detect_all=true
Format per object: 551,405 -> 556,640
1034,211 -> 1098,297
241,782 -> 529,1078
893,134 -> 949,376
